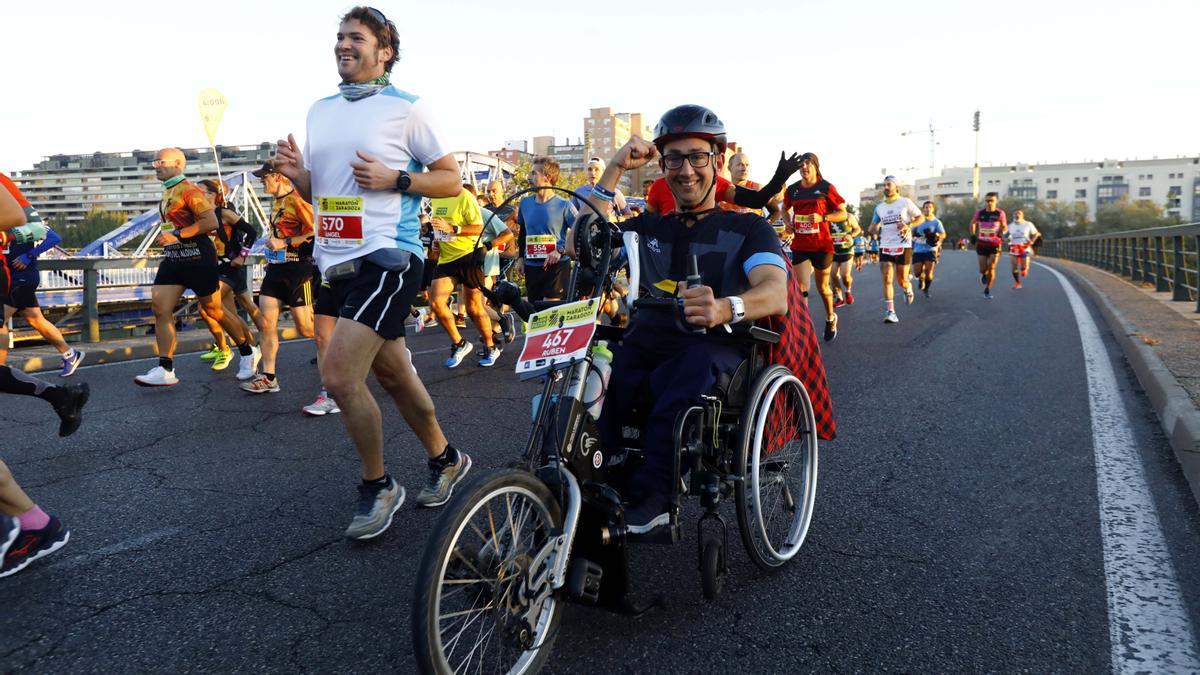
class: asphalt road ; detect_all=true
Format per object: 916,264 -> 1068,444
2,252 -> 1199,673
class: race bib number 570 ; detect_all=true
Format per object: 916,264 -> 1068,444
317,197 -> 364,248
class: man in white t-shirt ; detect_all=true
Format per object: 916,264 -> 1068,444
868,176 -> 924,323
271,6 -> 472,541
1007,209 -> 1041,288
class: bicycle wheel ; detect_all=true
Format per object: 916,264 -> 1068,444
735,365 -> 819,570
412,468 -> 564,675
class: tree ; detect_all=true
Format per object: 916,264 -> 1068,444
1093,198 -> 1174,233
54,210 -> 130,250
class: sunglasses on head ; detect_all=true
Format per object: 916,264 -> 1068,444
366,6 -> 389,25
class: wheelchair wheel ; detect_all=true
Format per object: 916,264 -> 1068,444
412,468 -> 564,675
735,365 -> 819,571
700,539 -> 724,600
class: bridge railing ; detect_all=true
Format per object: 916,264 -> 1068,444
36,256 -> 268,343
1042,223 -> 1200,313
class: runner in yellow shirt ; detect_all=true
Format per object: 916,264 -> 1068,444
429,187 -> 498,368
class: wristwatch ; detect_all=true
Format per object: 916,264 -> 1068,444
394,170 -> 412,192
727,296 -> 746,324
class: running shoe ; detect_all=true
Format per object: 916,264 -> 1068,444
417,451 -> 473,507
1022,268 -> 1029,277
499,312 -> 516,343
883,310 -> 900,324
1014,281 -> 1022,290
240,374 -> 280,394
904,287 -> 915,305
833,296 -> 846,309
303,394 -> 341,416
236,346 -> 261,381
478,346 -> 503,367
0,516 -> 70,578
823,314 -> 838,342
199,346 -> 223,361
59,350 -> 85,378
344,477 -> 405,540
0,515 -> 19,562
210,349 -> 233,371
444,340 -> 473,369
923,289 -> 931,299
845,292 -> 854,306
411,307 -> 428,334
984,289 -> 993,299
52,382 -> 90,437
454,315 -> 467,329
134,366 -> 179,387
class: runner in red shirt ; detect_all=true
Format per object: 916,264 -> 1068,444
781,153 -> 847,342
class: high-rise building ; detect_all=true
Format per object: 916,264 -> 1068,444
12,144 -> 274,225
912,157 -> 1200,221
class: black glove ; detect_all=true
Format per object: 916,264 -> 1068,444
734,151 -> 803,210
925,232 -> 939,247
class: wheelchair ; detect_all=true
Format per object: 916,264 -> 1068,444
411,194 -> 820,674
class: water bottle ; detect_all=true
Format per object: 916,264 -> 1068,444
584,341 -> 613,420
531,392 -> 559,420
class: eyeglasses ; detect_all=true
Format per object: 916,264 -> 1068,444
662,151 -> 714,170
152,159 -> 177,168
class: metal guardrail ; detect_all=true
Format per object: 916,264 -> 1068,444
1042,223 -> 1200,313
37,256 -> 267,343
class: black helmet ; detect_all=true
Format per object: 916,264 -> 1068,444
653,105 -> 727,153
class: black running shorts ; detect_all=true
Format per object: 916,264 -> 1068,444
6,284 -> 38,311
217,262 -> 248,295
155,260 -> 219,297
833,252 -> 853,264
524,259 -> 569,303
314,281 -> 338,318
912,251 -> 937,264
789,250 -> 834,270
879,249 -> 913,266
260,262 -> 314,307
326,257 -> 423,340
977,245 -> 999,257
433,252 -> 487,290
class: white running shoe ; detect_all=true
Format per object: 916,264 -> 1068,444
412,307 -> 428,334
883,310 -> 900,324
134,366 -> 179,387
904,287 -> 915,305
236,346 -> 261,381
303,394 -> 341,416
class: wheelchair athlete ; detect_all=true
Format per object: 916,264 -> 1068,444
573,104 -> 789,534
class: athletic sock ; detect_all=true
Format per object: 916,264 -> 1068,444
63,348 -> 77,360
801,291 -> 809,298
159,357 -> 174,371
1013,272 -> 1020,283
263,372 -> 276,382
237,341 -> 253,357
884,299 -> 895,312
18,505 -> 50,531
362,473 -> 391,488
432,445 -> 460,468
925,279 -> 933,292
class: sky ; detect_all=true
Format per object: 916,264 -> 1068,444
1,0 -> 1195,204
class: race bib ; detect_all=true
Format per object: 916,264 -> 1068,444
316,197 -> 364,248
433,228 -> 455,243
1009,243 -> 1029,256
526,234 -> 556,260
882,246 -> 905,256
793,213 -> 818,235
264,248 -> 287,264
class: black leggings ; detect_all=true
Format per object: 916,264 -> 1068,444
0,365 -> 63,405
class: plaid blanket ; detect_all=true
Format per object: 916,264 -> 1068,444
762,267 -> 837,443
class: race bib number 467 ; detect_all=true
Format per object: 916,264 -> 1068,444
317,197 -> 364,248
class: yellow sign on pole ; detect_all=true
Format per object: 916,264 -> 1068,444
198,88 -> 228,147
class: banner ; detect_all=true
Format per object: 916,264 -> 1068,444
198,88 -> 228,147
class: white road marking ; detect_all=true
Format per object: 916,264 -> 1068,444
1040,262 -> 1200,673
47,527 -> 183,569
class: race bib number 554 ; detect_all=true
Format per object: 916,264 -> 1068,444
317,197 -> 364,248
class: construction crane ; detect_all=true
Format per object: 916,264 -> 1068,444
900,121 -> 944,179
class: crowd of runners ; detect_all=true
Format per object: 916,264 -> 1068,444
0,5 -> 1045,577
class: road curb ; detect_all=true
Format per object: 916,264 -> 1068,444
9,327 -> 311,375
1048,260 -> 1200,508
